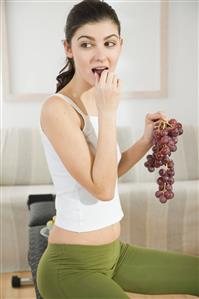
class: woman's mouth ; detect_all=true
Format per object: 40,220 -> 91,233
91,67 -> 109,79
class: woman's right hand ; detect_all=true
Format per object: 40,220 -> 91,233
93,70 -> 122,115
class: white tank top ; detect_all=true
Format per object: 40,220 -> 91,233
39,93 -> 124,232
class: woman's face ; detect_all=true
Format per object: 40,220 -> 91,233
65,20 -> 123,86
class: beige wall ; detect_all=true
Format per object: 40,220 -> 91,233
2,1 -> 198,129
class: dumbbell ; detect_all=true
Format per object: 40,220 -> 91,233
11,275 -> 34,288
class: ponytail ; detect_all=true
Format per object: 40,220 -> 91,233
55,57 -> 75,93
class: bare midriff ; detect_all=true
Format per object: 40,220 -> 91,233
48,221 -> 121,245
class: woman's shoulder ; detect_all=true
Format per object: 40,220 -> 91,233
40,94 -> 81,131
41,94 -> 76,117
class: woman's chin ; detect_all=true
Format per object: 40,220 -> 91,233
85,72 -> 99,86
87,76 -> 96,86
85,81 -> 94,88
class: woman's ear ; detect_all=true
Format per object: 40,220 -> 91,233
64,40 -> 73,59
120,37 -> 123,47
118,37 -> 123,55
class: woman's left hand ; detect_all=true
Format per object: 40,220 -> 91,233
142,111 -> 169,146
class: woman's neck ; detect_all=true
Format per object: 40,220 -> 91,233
62,73 -> 92,102
59,74 -> 98,116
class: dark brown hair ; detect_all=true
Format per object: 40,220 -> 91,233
55,0 -> 121,92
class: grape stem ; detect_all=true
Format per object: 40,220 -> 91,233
156,120 -> 173,131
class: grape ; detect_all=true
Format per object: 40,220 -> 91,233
158,184 -> 164,191
170,145 -> 177,152
168,119 -> 177,126
176,123 -> 182,129
168,177 -> 175,184
164,191 -> 171,199
173,137 -> 178,144
159,194 -> 167,203
144,118 -> 183,203
146,154 -> 153,160
160,129 -> 168,136
160,136 -> 169,144
159,169 -> 166,176
167,169 -> 175,177
157,177 -> 164,185
178,128 -> 183,135
167,160 -> 174,168
155,191 -> 163,198
165,184 -> 173,191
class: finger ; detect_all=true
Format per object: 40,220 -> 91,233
157,111 -> 169,122
116,78 -> 122,90
147,112 -> 168,122
94,72 -> 99,87
99,69 -> 109,85
106,71 -> 115,87
112,75 -> 118,87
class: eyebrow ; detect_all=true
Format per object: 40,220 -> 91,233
77,34 -> 119,41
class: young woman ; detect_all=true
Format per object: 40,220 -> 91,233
36,1 -> 199,298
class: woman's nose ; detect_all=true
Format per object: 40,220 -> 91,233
93,47 -> 107,60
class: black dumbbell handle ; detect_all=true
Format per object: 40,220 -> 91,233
11,276 -> 33,288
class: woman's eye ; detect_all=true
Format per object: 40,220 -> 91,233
80,41 -> 116,48
81,43 -> 92,48
105,42 -> 116,47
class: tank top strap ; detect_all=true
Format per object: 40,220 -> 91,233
51,93 -> 87,119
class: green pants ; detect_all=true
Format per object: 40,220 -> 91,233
36,238 -> 199,298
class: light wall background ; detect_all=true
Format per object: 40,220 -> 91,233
2,1 -> 198,131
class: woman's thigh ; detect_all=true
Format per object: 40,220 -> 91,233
112,243 -> 199,296
37,263 -> 129,299
59,270 -> 130,299
36,240 -> 130,299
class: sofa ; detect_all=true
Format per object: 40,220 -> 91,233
1,124 -> 198,298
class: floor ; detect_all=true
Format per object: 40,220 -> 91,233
0,271 -> 35,299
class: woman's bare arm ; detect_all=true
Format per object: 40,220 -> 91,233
41,98 -> 117,201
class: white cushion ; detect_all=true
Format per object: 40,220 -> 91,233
119,180 -> 199,256
0,127 -> 52,185
1,125 -> 198,185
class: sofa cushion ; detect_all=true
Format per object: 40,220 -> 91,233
1,125 -> 198,186
0,127 -> 53,185
119,180 -> 199,256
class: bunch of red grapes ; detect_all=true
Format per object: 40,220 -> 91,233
144,118 -> 183,204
